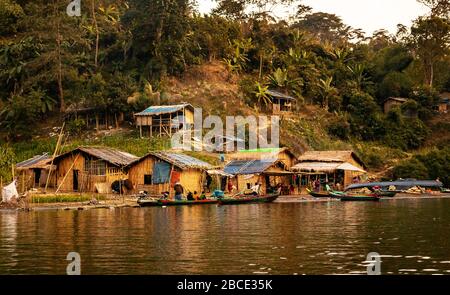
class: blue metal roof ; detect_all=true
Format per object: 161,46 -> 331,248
135,104 -> 193,116
224,159 -> 277,175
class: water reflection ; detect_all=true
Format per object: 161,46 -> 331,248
1,198 -> 450,274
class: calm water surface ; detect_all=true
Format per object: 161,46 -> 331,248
1,198 -> 450,275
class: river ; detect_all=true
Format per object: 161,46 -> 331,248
1,198 -> 450,275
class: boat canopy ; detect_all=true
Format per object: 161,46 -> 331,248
346,180 -> 443,191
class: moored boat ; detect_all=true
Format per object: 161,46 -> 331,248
340,194 -> 381,202
306,188 -> 330,198
137,198 -> 218,207
218,193 -> 280,205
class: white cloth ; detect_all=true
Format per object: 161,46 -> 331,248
1,180 -> 19,203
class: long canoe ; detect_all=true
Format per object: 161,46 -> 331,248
138,198 -> 218,207
340,194 -> 381,202
306,189 -> 330,198
218,193 -> 280,205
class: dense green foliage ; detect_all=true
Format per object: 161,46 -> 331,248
393,147 -> 450,187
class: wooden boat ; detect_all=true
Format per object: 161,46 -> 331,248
137,198 -> 218,207
340,194 -> 381,202
218,193 -> 280,205
377,191 -> 397,198
306,188 -> 330,198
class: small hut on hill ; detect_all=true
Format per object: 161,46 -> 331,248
134,103 -> 195,138
291,150 -> 367,193
224,158 -> 293,195
15,153 -> 55,191
265,90 -> 297,115
52,147 -> 138,193
126,152 -> 213,197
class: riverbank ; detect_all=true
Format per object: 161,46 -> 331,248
1,193 -> 450,212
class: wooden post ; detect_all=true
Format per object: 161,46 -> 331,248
45,122 -> 65,192
159,114 -> 162,137
95,114 -> 99,131
139,125 -> 142,138
11,163 -> 15,180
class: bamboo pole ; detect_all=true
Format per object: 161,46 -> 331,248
11,163 -> 15,180
55,154 -> 80,194
45,122 -> 65,192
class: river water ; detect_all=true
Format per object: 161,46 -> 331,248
1,198 -> 450,275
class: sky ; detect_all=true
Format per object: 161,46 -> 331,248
196,0 -> 430,36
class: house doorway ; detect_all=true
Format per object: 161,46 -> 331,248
73,170 -> 79,191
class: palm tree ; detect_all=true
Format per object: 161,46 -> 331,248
318,77 -> 338,110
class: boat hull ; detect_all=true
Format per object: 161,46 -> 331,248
218,194 -> 280,205
138,199 -> 218,207
340,195 -> 381,202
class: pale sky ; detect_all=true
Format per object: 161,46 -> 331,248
196,0 -> 430,36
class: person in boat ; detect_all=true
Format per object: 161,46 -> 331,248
250,182 -> 261,196
199,191 -> 207,200
174,183 -> 184,201
187,192 -> 195,201
227,179 -> 234,193
314,179 -> 320,192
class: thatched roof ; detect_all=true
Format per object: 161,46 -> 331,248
292,162 -> 366,173
127,151 -> 213,170
228,147 -> 297,161
54,147 -> 139,167
297,151 -> 366,168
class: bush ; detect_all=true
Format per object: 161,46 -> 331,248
393,148 -> 450,187
392,158 -> 429,180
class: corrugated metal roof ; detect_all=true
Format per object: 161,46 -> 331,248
224,159 -> 277,175
128,151 -> 213,170
16,153 -> 52,169
134,103 -> 194,116
267,90 -> 296,101
54,147 -> 138,167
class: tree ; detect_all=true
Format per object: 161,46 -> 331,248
407,16 -> 450,87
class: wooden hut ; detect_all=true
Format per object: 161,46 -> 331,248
384,97 -> 408,114
126,151 -> 213,197
64,103 -> 124,131
291,150 -> 367,193
15,153 -> 56,192
52,147 -> 138,193
134,103 -> 195,138
224,159 -> 293,195
265,90 -> 297,115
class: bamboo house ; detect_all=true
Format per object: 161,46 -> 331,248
291,150 -> 367,193
224,158 -> 293,195
52,147 -> 138,193
126,151 -> 213,197
15,153 -> 56,192
134,103 -> 195,138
